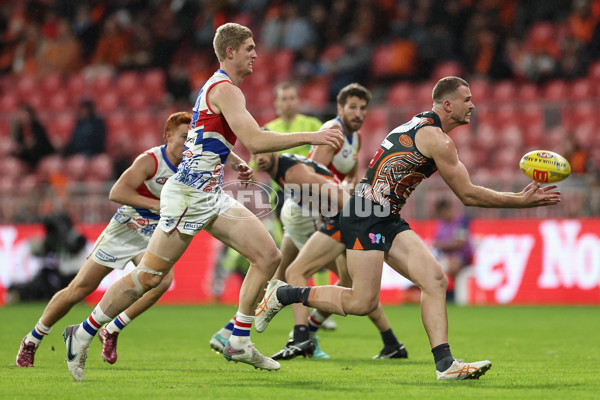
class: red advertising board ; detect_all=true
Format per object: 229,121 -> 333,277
1,218 -> 599,305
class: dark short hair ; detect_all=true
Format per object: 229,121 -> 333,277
336,83 -> 371,106
432,76 -> 469,104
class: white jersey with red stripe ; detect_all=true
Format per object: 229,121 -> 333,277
309,117 -> 359,181
112,144 -> 178,236
172,69 -> 237,193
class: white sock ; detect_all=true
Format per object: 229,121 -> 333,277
77,305 -> 111,344
27,320 -> 52,346
106,312 -> 131,334
229,312 -> 253,348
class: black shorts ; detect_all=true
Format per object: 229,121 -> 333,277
318,213 -> 342,242
339,195 -> 411,251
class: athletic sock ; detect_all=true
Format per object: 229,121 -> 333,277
218,317 -> 235,339
307,309 -> 326,336
229,312 -> 253,348
79,305 -> 112,344
432,343 -> 454,372
293,325 -> 309,343
380,328 -> 399,347
27,320 -> 52,346
106,312 -> 131,334
277,286 -> 311,306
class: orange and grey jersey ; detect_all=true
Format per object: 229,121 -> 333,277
356,111 -> 439,214
173,69 -> 237,192
112,144 -> 177,236
309,117 -> 359,180
275,153 -> 340,211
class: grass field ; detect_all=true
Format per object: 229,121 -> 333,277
1,303 -> 599,399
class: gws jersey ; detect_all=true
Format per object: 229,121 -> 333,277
356,111 -> 440,214
174,69 -> 237,193
113,145 -> 178,236
276,153 -> 340,213
309,117 -> 359,180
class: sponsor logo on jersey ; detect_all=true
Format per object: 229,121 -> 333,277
399,134 -> 413,147
184,149 -> 193,158
133,218 -> 149,226
96,249 -> 117,262
113,211 -> 131,224
155,176 -> 168,184
418,117 -> 434,126
369,232 -> 382,244
184,222 -> 204,231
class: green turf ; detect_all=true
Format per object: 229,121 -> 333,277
1,303 -> 599,399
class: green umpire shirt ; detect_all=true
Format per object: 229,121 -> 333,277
264,114 -> 323,157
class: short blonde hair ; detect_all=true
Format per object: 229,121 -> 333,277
213,23 -> 253,62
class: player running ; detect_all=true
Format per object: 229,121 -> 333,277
16,112 -> 191,367
62,22 -> 343,381
254,76 -> 562,380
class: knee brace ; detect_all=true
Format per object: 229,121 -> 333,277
132,250 -> 174,288
306,286 -> 348,316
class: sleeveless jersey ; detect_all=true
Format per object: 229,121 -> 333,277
275,153 -> 340,210
112,145 -> 178,234
173,69 -> 237,193
356,111 -> 440,214
275,153 -> 338,187
309,117 -> 359,180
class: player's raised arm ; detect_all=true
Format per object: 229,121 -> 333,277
109,153 -> 160,211
210,83 -> 343,153
417,125 -> 561,208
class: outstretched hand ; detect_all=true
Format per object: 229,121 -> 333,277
313,128 -> 345,150
521,181 -> 561,207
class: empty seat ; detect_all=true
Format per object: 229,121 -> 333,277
543,80 -> 568,101
517,83 -> 540,102
0,92 -> 19,112
570,78 -> 595,100
492,80 -> 517,102
96,91 -> 120,113
300,80 -> 328,110
431,61 -> 463,82
65,154 -> 88,182
87,154 -> 114,182
116,71 -> 140,98
386,82 -> 413,106
142,69 -> 166,95
48,91 -> 70,111
468,79 -> 490,101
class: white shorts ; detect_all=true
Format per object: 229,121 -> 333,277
280,198 -> 322,250
89,217 -> 153,269
158,179 -> 236,235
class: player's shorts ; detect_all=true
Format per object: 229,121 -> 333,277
339,194 -> 411,251
158,179 -> 237,235
88,216 -> 153,269
318,213 -> 342,242
280,198 -> 322,250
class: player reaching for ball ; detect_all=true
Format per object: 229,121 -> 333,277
255,76 -> 562,381
16,112 -> 191,368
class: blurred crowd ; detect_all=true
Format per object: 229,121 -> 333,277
2,0 -> 600,84
1,0 -> 600,224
